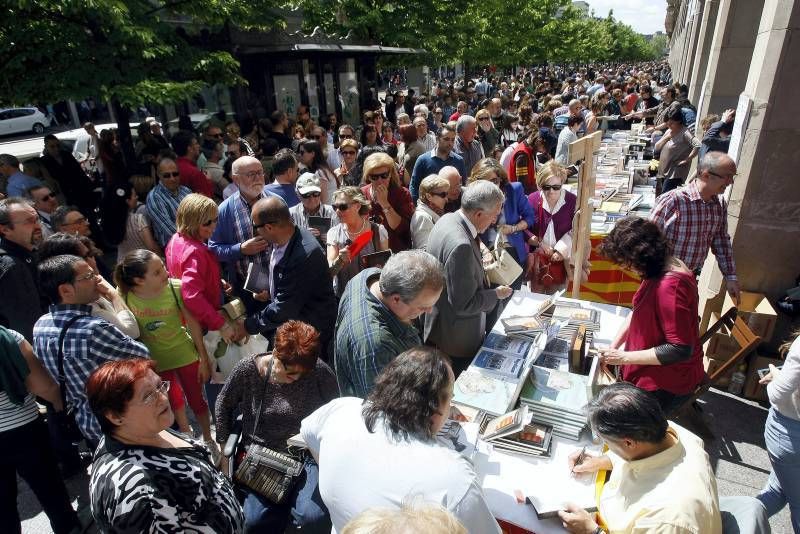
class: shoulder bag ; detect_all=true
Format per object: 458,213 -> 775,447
52,314 -> 88,443
233,355 -> 303,504
485,232 -> 523,286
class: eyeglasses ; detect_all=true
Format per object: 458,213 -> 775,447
369,171 -> 390,182
429,191 -> 448,198
708,171 -> 737,181
236,170 -> 265,180
332,203 -> 352,211
142,380 -> 170,405
73,270 -> 97,283
341,150 -> 356,156
541,184 -> 562,191
301,192 -> 321,199
202,217 -> 218,226
161,171 -> 180,178
252,220 -> 277,231
37,192 -> 56,201
339,134 -> 354,139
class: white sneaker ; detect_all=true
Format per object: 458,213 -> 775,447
204,439 -> 222,467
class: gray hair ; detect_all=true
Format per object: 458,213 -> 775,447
413,104 -> 430,119
379,250 -> 444,303
461,180 -> 504,213
456,114 -> 477,133
699,151 -> 734,174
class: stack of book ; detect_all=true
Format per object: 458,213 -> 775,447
478,406 -> 554,458
452,332 -> 537,415
519,366 -> 590,441
548,302 -> 600,333
500,315 -> 549,342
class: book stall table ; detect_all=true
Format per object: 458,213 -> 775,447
451,291 -> 630,534
565,128 -> 656,307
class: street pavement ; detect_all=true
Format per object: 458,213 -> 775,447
19,386 -> 792,533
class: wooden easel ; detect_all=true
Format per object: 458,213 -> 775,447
568,131 -> 602,299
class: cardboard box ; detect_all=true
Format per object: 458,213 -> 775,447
723,291 -> 777,343
743,354 -> 782,401
704,356 -> 736,388
703,312 -> 741,361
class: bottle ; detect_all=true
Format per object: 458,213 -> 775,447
727,364 -> 747,395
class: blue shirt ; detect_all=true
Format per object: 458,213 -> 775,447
6,171 -> 43,198
409,150 -> 467,203
264,183 -> 300,208
33,304 -> 150,442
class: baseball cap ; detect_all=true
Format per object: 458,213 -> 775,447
296,172 -> 321,195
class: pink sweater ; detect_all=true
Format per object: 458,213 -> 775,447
165,233 -> 225,331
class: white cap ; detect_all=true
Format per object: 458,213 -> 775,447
296,172 -> 321,195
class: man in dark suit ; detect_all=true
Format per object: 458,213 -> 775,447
241,196 -> 337,357
424,180 -> 513,375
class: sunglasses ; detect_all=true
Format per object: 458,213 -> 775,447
341,150 -> 356,156
339,134 -> 354,139
332,203 -> 352,211
429,191 -> 448,198
369,171 -> 390,181
202,217 -> 219,226
37,192 -> 57,201
209,133 -> 223,139
161,171 -> 180,178
541,184 -> 562,191
301,192 -> 321,199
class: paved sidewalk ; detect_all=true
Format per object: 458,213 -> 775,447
19,387 -> 793,533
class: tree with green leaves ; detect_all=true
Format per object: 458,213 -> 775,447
1,0 -> 280,163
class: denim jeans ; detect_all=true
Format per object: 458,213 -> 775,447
240,459 -> 330,534
0,418 -> 81,534
757,407 -> 800,533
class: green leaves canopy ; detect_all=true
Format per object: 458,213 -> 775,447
0,0 -> 280,107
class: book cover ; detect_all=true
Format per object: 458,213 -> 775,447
308,215 -> 332,236
453,369 -> 521,415
482,332 -> 534,358
359,249 -> 392,269
482,406 -> 529,441
472,349 -> 525,379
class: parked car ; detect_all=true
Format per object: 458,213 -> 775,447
0,107 -> 50,136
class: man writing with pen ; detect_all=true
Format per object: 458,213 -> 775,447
558,383 -> 722,534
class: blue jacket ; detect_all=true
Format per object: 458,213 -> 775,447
243,227 -> 337,345
502,181 -> 536,262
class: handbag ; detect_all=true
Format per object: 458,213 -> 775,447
52,314 -> 87,443
532,196 -> 567,288
233,356 -> 303,504
485,232 -> 523,286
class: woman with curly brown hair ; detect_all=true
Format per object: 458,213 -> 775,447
597,216 -> 705,413
300,346 -> 501,534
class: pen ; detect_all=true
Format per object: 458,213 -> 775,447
571,446 -> 587,474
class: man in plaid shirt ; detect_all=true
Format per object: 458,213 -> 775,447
34,255 -> 150,446
649,151 -> 740,304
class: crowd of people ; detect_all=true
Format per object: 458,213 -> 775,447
0,60 -> 797,534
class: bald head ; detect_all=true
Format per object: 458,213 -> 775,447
253,196 -> 291,227
232,155 -> 261,176
439,166 -> 463,200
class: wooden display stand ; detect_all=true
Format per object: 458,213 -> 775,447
568,131 -> 602,299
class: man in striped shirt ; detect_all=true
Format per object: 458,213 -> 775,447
649,151 -> 740,304
33,255 -> 150,446
146,158 -> 191,248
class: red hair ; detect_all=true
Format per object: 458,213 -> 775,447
273,320 -> 320,371
87,358 -> 156,435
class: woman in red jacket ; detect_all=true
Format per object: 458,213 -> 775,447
597,217 -> 704,414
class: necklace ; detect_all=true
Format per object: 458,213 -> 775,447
346,218 -> 368,238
